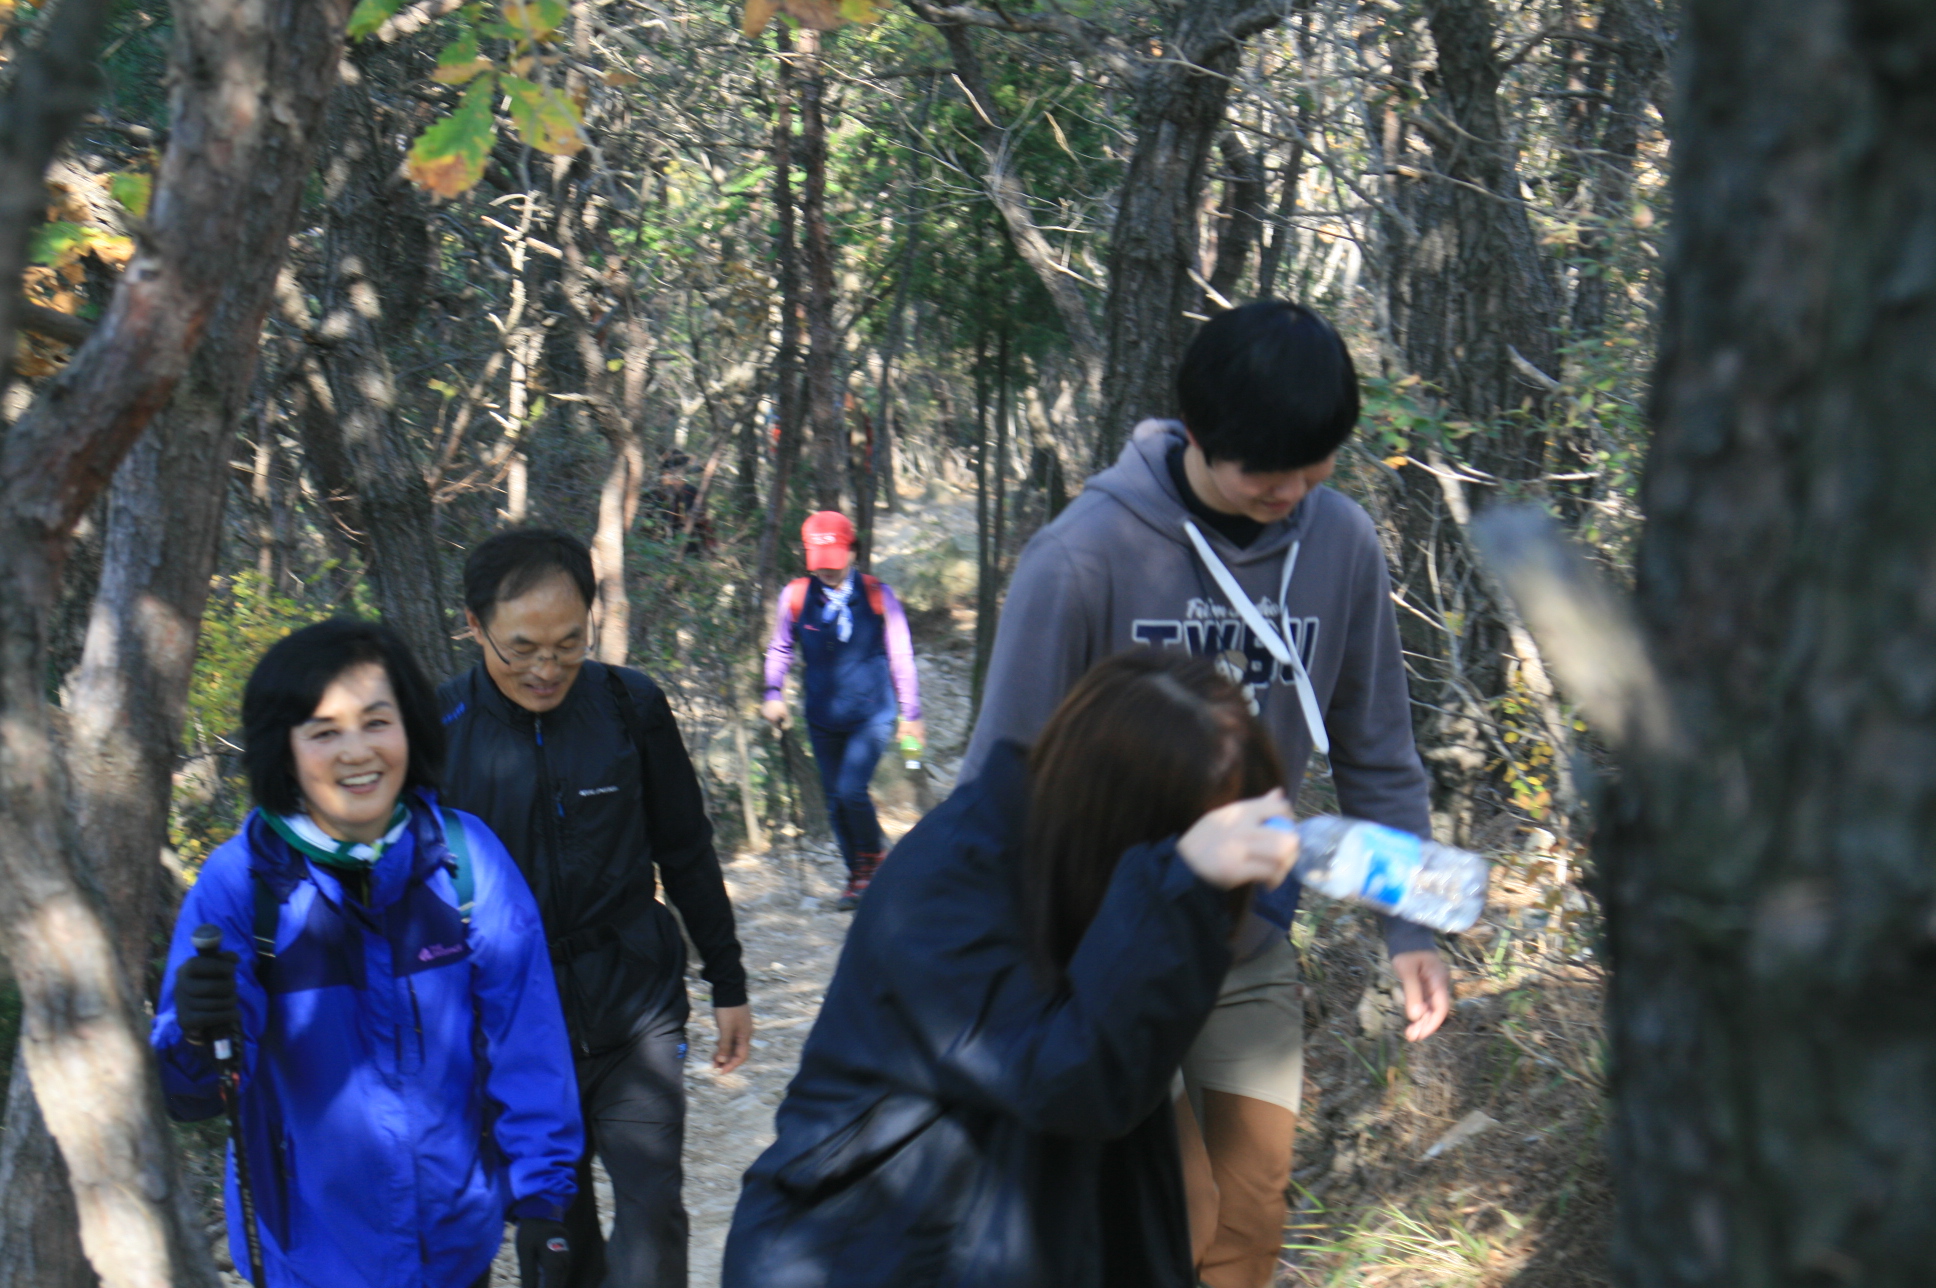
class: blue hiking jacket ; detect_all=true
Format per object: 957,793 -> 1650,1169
722,743 -> 1235,1288
152,791 -> 582,1288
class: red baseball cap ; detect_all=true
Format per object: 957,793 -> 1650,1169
801,511 -> 855,571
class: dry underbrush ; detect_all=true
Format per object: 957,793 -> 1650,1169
1285,831 -> 1610,1287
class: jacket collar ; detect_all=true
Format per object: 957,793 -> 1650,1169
464,658 -> 606,729
247,789 -> 453,908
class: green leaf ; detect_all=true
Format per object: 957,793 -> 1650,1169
109,171 -> 152,218
406,77 -> 498,198
432,28 -> 492,83
347,0 -> 405,39
28,221 -> 92,266
500,74 -> 584,156
501,0 -> 565,43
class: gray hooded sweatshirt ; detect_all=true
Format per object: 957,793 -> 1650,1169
964,419 -> 1434,956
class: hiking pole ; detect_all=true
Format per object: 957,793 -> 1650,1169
193,925 -> 266,1286
775,725 -> 807,897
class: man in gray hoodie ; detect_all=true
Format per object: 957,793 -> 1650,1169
963,301 -> 1451,1288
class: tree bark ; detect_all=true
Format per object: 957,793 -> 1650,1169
924,18 -> 1107,417
1096,0 -> 1286,463
0,0 -> 114,411
1570,0 -> 1668,338
1371,0 -> 1573,839
1607,2 -> 1936,1281
1207,130 -> 1266,308
757,29 -> 808,606
0,0 -> 348,1281
295,53 -> 454,676
797,28 -> 844,513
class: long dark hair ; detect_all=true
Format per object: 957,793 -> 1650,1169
1023,650 -> 1285,974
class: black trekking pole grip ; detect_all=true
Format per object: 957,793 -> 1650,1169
194,924 -> 267,1285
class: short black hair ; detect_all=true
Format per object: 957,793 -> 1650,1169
462,528 -> 595,628
241,618 -> 445,816
1175,300 -> 1360,471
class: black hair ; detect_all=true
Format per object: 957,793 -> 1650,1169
241,618 -> 445,816
1175,299 -> 1361,471
462,528 -> 596,628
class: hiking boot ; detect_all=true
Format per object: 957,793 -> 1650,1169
836,850 -> 885,911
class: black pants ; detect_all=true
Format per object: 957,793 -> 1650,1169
562,1010 -> 689,1288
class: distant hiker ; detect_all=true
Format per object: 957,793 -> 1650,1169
761,510 -> 924,909
723,652 -> 1300,1288
963,301 -> 1453,1288
154,618 -> 581,1288
438,529 -> 751,1288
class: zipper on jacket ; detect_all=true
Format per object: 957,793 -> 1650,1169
408,978 -> 425,1067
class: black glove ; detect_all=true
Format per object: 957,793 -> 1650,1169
174,949 -> 240,1039
516,1217 -> 571,1288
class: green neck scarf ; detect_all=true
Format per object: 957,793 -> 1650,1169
263,802 -> 410,873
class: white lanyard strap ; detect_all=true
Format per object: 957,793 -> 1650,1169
1182,521 -> 1329,755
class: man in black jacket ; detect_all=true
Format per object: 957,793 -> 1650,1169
438,529 -> 751,1288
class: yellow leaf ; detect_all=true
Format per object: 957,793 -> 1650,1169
742,0 -> 778,36
433,31 -> 493,83
501,0 -> 565,43
501,74 -> 585,156
837,0 -> 883,23
406,78 -> 498,198
90,236 -> 134,270
510,54 -> 534,75
1383,454 -> 1408,469
779,0 -> 844,29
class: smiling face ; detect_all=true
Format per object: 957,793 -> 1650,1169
467,574 -> 593,714
291,662 -> 409,844
1183,433 -> 1337,525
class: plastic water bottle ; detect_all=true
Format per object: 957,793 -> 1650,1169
1253,815 -> 1488,934
900,734 -> 923,772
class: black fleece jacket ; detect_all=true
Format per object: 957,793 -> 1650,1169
438,660 -> 746,1055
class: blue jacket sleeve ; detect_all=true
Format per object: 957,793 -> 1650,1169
878,838 -> 1232,1140
150,839 -> 271,1120
461,813 -> 584,1218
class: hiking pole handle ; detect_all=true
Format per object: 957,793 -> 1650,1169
191,924 -> 235,1064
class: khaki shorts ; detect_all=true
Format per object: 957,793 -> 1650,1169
1180,933 -> 1305,1115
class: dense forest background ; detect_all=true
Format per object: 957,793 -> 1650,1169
5,0 -> 1673,1281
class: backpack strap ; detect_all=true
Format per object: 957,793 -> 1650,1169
783,576 -> 810,628
439,807 -> 475,925
860,573 -> 885,618
604,664 -> 650,764
252,873 -> 282,969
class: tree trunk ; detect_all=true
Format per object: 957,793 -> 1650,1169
1207,130 -> 1266,308
757,29 -> 807,606
1570,0 -> 1668,338
1607,2 -> 1936,1281
798,29 -> 843,513
0,225 -> 269,1281
0,0 -> 347,1281
1372,0 -> 1572,839
1096,0 -> 1286,463
296,54 -> 454,676
0,0 -> 115,411
928,19 -> 1106,416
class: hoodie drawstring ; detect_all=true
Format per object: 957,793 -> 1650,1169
1182,520 -> 1330,756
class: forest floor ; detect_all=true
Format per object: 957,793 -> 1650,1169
188,484 -> 1612,1286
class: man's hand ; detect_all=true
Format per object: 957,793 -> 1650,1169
760,699 -> 788,729
899,718 -> 926,751
714,1004 -> 753,1073
1392,949 -> 1451,1042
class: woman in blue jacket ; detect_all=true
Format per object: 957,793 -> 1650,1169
722,651 -> 1302,1288
152,619 -> 582,1287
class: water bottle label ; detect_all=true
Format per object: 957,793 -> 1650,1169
1351,824 -> 1423,908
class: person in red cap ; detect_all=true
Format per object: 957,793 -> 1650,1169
762,511 -> 924,908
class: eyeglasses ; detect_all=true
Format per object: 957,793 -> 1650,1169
480,622 -> 596,672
